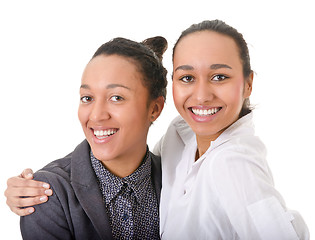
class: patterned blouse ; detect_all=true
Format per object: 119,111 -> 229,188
90,149 -> 160,239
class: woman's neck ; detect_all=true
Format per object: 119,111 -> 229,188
195,132 -> 221,161
196,136 -> 211,161
99,146 -> 147,178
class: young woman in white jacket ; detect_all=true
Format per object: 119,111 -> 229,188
153,20 -> 308,239
5,20 -> 309,239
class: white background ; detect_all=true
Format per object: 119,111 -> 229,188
0,0 -> 314,238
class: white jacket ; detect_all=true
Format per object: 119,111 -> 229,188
154,113 -> 309,240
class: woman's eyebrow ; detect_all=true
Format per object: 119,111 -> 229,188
175,64 -> 232,72
106,83 -> 131,90
174,65 -> 194,72
210,64 -> 232,70
80,83 -> 131,90
80,84 -> 90,89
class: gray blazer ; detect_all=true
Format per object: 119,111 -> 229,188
20,140 -> 162,240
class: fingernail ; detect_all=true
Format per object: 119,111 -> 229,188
40,196 -> 47,202
43,183 -> 49,189
26,173 -> 33,177
28,208 -> 34,213
45,189 -> 52,195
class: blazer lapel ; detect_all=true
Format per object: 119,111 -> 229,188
70,140 -> 114,240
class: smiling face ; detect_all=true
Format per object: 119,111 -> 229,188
78,54 -> 160,172
172,31 -> 253,144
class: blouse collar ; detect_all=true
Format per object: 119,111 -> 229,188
90,148 -> 152,205
174,112 -> 255,153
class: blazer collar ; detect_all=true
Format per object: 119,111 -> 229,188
70,140 -> 114,240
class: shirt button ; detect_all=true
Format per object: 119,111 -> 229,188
183,190 -> 186,194
123,213 -> 129,221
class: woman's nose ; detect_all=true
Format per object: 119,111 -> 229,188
89,101 -> 110,122
194,79 -> 214,103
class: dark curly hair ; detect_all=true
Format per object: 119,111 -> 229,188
92,36 -> 168,102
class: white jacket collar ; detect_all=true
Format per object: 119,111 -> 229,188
174,112 -> 255,150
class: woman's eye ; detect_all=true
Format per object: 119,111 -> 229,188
110,95 -> 124,102
179,75 -> 194,83
212,74 -> 228,82
80,96 -> 92,103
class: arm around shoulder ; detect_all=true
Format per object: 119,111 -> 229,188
20,171 -> 73,240
5,168 -> 53,216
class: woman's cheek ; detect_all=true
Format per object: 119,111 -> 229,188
172,84 -> 186,110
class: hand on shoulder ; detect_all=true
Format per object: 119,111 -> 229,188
4,168 -> 53,216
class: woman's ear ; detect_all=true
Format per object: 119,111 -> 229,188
149,96 -> 165,123
244,71 -> 254,98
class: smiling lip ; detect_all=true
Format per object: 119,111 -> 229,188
189,106 -> 222,122
91,128 -> 119,143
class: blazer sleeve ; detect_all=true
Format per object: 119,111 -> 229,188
20,171 -> 73,240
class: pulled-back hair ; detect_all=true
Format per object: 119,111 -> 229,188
173,20 -> 253,117
93,36 -> 168,101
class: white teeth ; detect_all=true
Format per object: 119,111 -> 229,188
192,107 -> 220,116
94,129 -> 117,139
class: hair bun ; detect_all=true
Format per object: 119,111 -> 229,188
142,36 -> 168,61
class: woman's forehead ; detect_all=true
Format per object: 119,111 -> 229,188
81,55 -> 144,88
173,31 -> 242,69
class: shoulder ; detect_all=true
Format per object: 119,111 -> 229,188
206,135 -> 273,199
34,148 -> 74,182
221,135 -> 266,159
209,134 -> 268,174
33,140 -> 90,187
203,114 -> 271,189
34,158 -> 72,185
210,112 -> 267,168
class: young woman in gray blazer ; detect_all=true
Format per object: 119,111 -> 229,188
6,36 -> 167,240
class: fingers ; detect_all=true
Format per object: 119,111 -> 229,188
5,185 -> 51,217
20,168 -> 34,179
7,195 -> 49,209
7,176 -> 50,189
4,170 -> 53,216
5,185 -> 52,216
5,185 -> 53,199
10,207 -> 35,217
